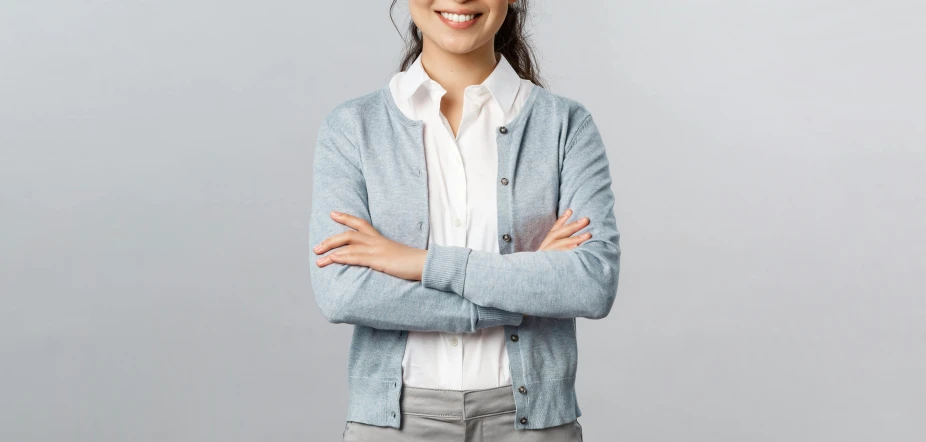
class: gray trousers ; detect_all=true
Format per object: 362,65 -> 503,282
342,385 -> 583,441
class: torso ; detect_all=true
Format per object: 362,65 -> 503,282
387,53 -> 536,390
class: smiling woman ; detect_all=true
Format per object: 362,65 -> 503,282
311,1 -> 619,441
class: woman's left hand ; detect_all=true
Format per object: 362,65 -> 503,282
313,211 -> 428,281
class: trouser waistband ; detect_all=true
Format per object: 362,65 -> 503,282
400,385 -> 516,420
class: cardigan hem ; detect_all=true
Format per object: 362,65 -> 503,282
344,375 -> 582,431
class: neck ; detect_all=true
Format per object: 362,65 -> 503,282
419,40 -> 499,96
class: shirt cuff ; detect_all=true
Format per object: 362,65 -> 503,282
476,305 -> 524,328
421,243 -> 472,295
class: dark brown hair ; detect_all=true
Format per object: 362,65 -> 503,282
388,1 -> 547,88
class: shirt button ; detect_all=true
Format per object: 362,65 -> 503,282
519,417 -> 528,425
450,336 -> 459,346
470,103 -> 479,112
518,385 -> 527,394
510,334 -> 519,342
500,177 -> 509,186
498,126 -> 508,134
453,217 -> 462,227
502,233 -> 511,242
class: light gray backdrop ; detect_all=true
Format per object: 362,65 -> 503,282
1,1 -> 924,441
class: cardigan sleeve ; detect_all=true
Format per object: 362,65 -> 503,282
309,114 -> 524,332
421,112 -> 621,319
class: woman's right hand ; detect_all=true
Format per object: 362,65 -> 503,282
537,208 -> 592,251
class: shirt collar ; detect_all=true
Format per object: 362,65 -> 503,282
397,52 -> 523,113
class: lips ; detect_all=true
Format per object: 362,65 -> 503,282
436,11 -> 483,29
435,10 -> 482,16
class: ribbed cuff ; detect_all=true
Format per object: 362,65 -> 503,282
421,243 -> 472,295
475,306 -> 524,329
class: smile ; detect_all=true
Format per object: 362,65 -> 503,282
436,11 -> 483,29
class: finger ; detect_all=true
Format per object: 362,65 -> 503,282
316,244 -> 361,267
550,216 -> 589,239
315,254 -> 333,267
330,211 -> 380,236
570,232 -> 592,247
544,240 -> 574,251
555,232 -> 592,250
551,208 -> 573,230
325,245 -> 373,268
568,232 -> 591,248
314,229 -> 374,255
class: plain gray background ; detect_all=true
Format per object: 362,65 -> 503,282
1,1 -> 924,441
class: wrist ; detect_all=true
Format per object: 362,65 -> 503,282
414,248 -> 427,281
421,243 -> 472,295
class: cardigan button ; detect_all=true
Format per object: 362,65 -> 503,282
519,417 -> 528,425
510,334 -> 519,342
498,126 -> 508,134
500,177 -> 509,185
518,385 -> 527,394
502,233 -> 511,242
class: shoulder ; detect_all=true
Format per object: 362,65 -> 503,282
317,86 -> 387,135
530,86 -> 594,125
527,86 -> 598,150
313,87 -> 387,169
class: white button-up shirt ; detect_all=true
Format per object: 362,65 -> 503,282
387,52 -> 535,390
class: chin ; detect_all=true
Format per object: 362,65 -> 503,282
435,37 -> 483,54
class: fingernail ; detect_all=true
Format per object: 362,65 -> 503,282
331,211 -> 340,217
314,244 -> 320,251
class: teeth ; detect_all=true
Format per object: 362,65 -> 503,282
440,11 -> 477,22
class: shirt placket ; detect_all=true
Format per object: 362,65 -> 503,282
433,86 -> 482,390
